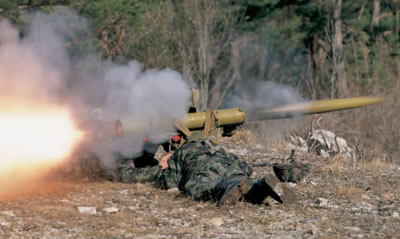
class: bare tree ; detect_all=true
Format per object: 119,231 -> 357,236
371,0 -> 381,32
171,0 -> 246,110
327,0 -> 348,98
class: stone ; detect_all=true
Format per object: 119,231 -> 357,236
273,183 -> 283,196
103,207 -> 119,214
1,211 -> 15,217
167,188 -> 180,194
310,181 -> 317,186
315,198 -> 329,207
209,217 -> 224,227
77,206 -> 97,215
350,201 -> 377,215
287,182 -> 297,188
361,194 -> 370,200
393,212 -> 399,218
64,228 -> 77,233
359,201 -> 374,211
0,219 -> 10,227
120,190 -> 129,195
344,226 -> 361,232
128,206 -> 139,211
307,129 -> 353,158
287,136 -> 308,153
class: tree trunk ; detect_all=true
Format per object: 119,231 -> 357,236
396,9 -> 400,80
330,0 -> 348,97
371,0 -> 381,33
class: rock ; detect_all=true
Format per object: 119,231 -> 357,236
1,211 -> 15,217
361,194 -> 370,200
344,226 -> 361,232
359,201 -> 374,210
393,212 -> 399,218
77,206 -> 97,215
287,136 -> 308,153
128,206 -> 139,211
273,183 -> 283,196
315,198 -> 329,207
307,129 -> 353,158
350,201 -> 377,215
120,190 -> 129,195
287,182 -> 297,188
103,207 -> 119,214
310,181 -> 317,186
0,219 -> 10,227
64,228 -> 77,233
167,188 -> 180,194
209,217 -> 224,227
302,229 -> 313,238
319,150 -> 330,158
145,191 -> 151,196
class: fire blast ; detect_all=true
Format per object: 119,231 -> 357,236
0,99 -> 83,197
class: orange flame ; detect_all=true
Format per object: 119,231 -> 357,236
0,98 -> 83,196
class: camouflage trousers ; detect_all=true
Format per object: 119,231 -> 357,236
161,157 -> 253,201
116,156 -> 253,202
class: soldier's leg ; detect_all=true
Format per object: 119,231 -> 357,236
183,161 -> 229,201
220,164 -> 283,205
242,177 -> 283,204
214,178 -> 252,205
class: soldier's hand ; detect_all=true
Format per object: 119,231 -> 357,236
159,153 -> 172,169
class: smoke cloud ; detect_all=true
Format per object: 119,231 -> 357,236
226,81 -> 306,112
225,80 -> 307,141
0,8 -> 190,172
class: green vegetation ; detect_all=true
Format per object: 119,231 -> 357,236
0,0 -> 399,161
1,0 -> 398,101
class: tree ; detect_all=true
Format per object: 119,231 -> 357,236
328,0 -> 348,97
169,0 -> 248,110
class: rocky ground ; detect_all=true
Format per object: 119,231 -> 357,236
0,139 -> 399,238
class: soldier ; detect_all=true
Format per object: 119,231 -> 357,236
117,132 -> 283,205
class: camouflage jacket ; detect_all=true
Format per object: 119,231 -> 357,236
159,139 -> 253,191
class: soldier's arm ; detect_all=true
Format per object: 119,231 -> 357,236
159,153 -> 172,169
117,159 -> 162,184
158,149 -> 184,189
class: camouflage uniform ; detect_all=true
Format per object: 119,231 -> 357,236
116,158 -> 162,184
117,133 -> 282,204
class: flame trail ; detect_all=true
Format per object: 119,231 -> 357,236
0,98 -> 83,196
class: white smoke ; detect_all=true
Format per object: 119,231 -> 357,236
226,81 -> 306,114
225,81 -> 307,141
0,8 -> 190,169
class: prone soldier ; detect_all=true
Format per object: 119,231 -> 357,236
117,132 -> 285,205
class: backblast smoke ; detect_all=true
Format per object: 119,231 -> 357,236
0,8 -> 189,197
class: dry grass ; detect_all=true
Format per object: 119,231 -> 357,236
229,129 -> 257,145
312,89 -> 400,165
321,155 -> 348,175
1,142 -> 399,238
337,184 -> 364,198
270,142 -> 290,154
359,158 -> 390,170
0,129 -> 399,238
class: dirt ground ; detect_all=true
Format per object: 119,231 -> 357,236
0,140 -> 399,238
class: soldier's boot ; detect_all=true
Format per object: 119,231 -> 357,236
243,177 -> 283,204
214,178 -> 252,206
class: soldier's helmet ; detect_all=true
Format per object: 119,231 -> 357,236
186,131 -> 207,143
